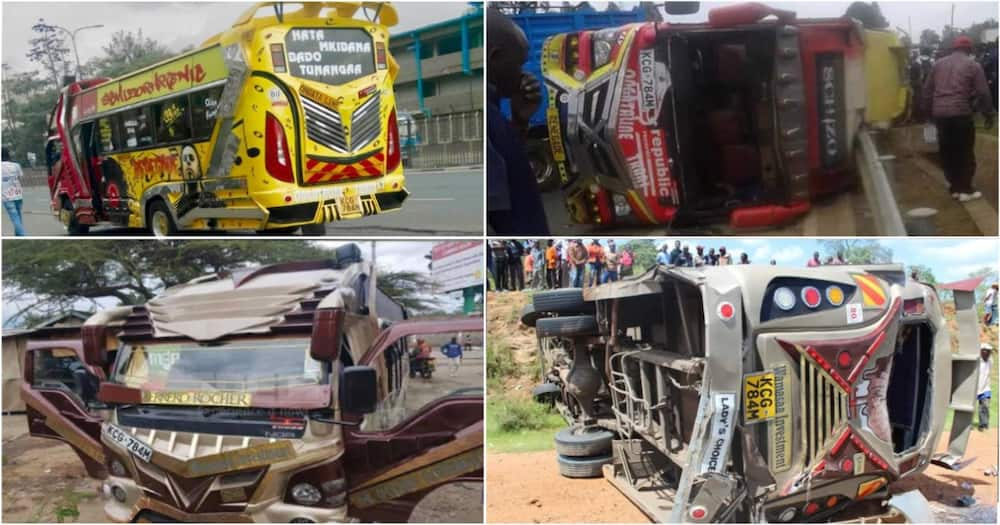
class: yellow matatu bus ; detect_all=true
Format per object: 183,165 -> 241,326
50,2 -> 407,236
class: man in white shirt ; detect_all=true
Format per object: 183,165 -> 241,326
978,344 -> 993,430
984,283 -> 998,327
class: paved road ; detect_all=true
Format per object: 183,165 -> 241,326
2,168 -> 483,237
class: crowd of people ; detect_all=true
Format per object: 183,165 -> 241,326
488,239 -> 635,291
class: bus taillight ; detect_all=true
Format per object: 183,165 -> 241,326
386,108 -> 401,173
265,112 -> 294,183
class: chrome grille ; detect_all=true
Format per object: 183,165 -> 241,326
302,96 -> 347,152
799,354 -> 849,463
301,93 -> 381,153
350,93 -> 382,151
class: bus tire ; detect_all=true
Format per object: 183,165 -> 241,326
554,426 -> 613,457
533,289 -> 591,315
521,303 -> 546,327
300,222 -> 327,236
556,453 -> 612,478
535,315 -> 598,338
147,200 -> 177,237
62,198 -> 89,236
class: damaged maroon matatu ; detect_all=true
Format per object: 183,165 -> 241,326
524,264 -> 985,522
18,244 -> 483,522
541,2 -> 909,229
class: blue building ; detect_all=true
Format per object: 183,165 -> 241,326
390,3 -> 483,116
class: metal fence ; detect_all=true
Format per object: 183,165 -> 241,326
401,110 -> 483,170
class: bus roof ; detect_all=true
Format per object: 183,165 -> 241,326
232,2 -> 399,28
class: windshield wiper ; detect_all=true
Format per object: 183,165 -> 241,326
308,409 -> 360,427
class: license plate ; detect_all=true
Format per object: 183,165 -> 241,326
338,187 -> 362,216
104,424 -> 153,462
743,371 -> 778,424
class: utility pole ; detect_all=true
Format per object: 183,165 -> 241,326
368,241 -> 378,320
53,24 -> 103,79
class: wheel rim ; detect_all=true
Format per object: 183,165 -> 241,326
152,210 -> 170,237
530,157 -> 554,186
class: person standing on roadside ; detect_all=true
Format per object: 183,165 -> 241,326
2,147 -> 27,236
570,239 -> 587,288
707,248 -> 718,266
739,253 -> 751,265
507,240 -> 524,291
922,35 -> 995,202
491,240 -> 509,291
441,337 -> 464,377
807,251 -> 822,267
523,244 -> 534,289
656,244 -> 670,265
545,240 -> 559,289
603,245 -> 619,283
718,247 -> 733,266
669,240 -> 682,265
532,241 -> 546,289
587,239 -> 604,286
984,283 -> 998,327
693,246 -> 706,267
620,247 -> 634,277
486,8 -> 550,234
977,344 -> 993,430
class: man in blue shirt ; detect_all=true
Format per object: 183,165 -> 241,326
655,244 -> 670,266
441,337 -> 464,377
486,8 -> 550,235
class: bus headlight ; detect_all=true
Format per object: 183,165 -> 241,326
291,483 -> 322,506
593,40 -> 613,68
612,193 -> 631,217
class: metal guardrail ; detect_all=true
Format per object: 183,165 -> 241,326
855,129 -> 907,236
402,110 -> 483,169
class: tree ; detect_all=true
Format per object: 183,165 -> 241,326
376,269 -> 441,314
819,240 -> 892,264
1,65 -> 59,163
844,2 -> 889,30
919,28 -> 941,49
26,19 -> 72,86
621,239 -> 657,274
2,240 -> 332,326
85,29 -> 173,79
908,264 -> 938,285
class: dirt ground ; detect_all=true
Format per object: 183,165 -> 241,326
1,343 -> 484,525
487,428 -> 997,523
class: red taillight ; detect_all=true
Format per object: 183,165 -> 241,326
265,112 -> 294,183
386,108 -> 401,173
270,43 -> 286,73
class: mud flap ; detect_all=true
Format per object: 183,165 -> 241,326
885,490 -> 933,523
931,282 -> 983,470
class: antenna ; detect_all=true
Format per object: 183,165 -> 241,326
273,2 -> 285,23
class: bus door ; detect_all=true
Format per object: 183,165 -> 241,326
21,342 -> 107,479
76,121 -> 104,212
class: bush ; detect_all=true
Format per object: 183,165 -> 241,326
486,336 -> 519,380
489,397 -> 562,433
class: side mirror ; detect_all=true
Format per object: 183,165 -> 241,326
81,325 -> 108,368
311,308 -> 345,362
341,366 -> 377,414
663,1 -> 699,15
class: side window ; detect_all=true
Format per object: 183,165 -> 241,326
121,107 -> 154,148
190,87 -> 223,140
96,116 -> 121,153
153,95 -> 191,143
31,348 -> 84,396
361,330 -> 482,432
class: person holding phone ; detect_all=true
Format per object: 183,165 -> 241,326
486,8 -> 549,235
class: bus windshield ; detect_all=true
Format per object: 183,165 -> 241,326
113,338 -> 326,394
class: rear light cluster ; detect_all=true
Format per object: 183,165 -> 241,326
763,280 -> 855,321
265,111 -> 294,183
271,43 -> 287,73
386,108 -> 401,173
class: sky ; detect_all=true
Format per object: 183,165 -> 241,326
587,237 -> 998,283
1,1 -> 473,72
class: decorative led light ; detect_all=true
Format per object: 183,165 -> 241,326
717,301 -> 735,320
774,287 -> 796,311
801,286 -> 821,308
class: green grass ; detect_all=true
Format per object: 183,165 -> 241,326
487,396 -> 566,453
974,114 -> 998,138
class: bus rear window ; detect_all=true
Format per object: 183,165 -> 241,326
284,28 -> 375,85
